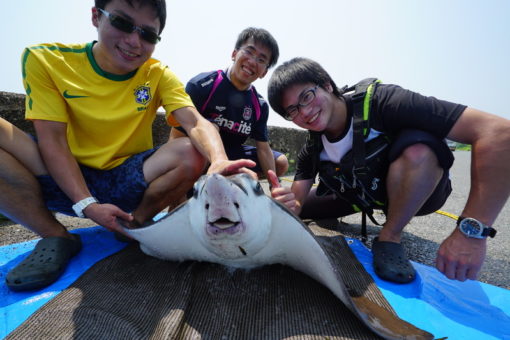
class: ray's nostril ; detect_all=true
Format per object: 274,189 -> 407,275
234,203 -> 239,209
205,203 -> 209,209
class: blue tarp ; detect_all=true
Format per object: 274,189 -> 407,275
1,227 -> 509,340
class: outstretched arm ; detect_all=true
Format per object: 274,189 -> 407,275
437,108 -> 510,280
172,106 -> 256,177
33,120 -> 133,232
447,108 -> 510,224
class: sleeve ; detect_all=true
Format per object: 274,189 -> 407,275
251,97 -> 269,142
159,67 -> 196,127
22,48 -> 68,122
294,135 -> 318,181
185,78 -> 207,113
173,72 -> 214,134
372,84 -> 466,138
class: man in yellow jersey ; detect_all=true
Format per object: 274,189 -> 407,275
0,0 -> 255,291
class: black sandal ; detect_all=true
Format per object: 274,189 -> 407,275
372,237 -> 416,283
6,235 -> 82,291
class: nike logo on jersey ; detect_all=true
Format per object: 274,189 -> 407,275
215,106 -> 226,112
63,90 -> 88,99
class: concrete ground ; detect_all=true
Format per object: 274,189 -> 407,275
278,151 -> 510,290
1,151 -> 509,289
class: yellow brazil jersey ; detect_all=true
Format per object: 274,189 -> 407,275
22,41 -> 193,170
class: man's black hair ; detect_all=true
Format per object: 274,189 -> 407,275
95,0 -> 166,34
268,57 -> 342,117
235,27 -> 279,68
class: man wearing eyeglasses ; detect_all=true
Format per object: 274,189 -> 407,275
0,0 -> 255,292
170,27 -> 288,179
266,57 -> 510,285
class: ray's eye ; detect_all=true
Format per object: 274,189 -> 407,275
254,182 -> 264,195
192,181 -> 201,199
234,203 -> 239,209
205,203 -> 209,210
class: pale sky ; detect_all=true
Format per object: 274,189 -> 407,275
1,0 -> 509,129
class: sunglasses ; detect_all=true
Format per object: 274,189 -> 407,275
98,8 -> 161,44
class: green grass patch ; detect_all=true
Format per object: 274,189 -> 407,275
456,143 -> 472,151
285,153 -> 297,175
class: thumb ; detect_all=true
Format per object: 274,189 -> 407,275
267,170 -> 281,190
116,209 -> 134,223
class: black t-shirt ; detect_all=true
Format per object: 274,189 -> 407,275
295,83 -> 466,181
184,70 -> 269,148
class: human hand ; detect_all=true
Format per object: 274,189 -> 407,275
436,228 -> 487,281
207,159 -> 257,180
267,170 -> 299,214
83,203 -> 133,235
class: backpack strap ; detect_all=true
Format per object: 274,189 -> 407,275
350,78 -> 380,179
200,70 -> 261,121
349,78 -> 381,242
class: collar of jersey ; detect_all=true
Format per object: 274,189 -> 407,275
225,67 -> 253,91
86,41 -> 138,81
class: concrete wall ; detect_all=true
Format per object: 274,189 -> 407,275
0,91 -> 307,169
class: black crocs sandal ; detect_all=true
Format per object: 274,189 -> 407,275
6,235 -> 82,292
371,237 -> 416,283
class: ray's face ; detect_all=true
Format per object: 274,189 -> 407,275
189,174 -> 272,259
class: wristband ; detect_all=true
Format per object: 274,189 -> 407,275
72,197 -> 98,218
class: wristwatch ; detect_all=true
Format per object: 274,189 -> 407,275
72,197 -> 98,218
457,216 -> 497,239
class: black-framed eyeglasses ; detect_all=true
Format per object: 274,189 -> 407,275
98,8 -> 161,44
283,85 -> 319,120
239,48 -> 269,67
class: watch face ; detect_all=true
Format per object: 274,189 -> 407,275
460,219 -> 482,237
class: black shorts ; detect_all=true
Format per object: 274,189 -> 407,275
225,145 -> 283,174
300,130 -> 453,219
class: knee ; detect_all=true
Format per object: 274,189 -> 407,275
275,154 -> 289,177
152,138 -> 206,183
174,140 -> 207,180
396,143 -> 439,168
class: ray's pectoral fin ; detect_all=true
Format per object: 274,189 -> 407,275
122,203 -> 206,261
264,201 -> 433,340
332,236 -> 433,339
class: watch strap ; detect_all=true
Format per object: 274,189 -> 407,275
482,226 -> 497,238
72,197 -> 98,218
457,216 -> 497,238
456,215 -> 466,226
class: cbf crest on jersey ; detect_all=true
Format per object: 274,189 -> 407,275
134,84 -> 152,105
242,106 -> 252,120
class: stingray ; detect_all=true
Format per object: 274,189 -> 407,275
124,173 -> 433,340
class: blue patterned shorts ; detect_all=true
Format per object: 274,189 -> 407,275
37,148 -> 157,216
